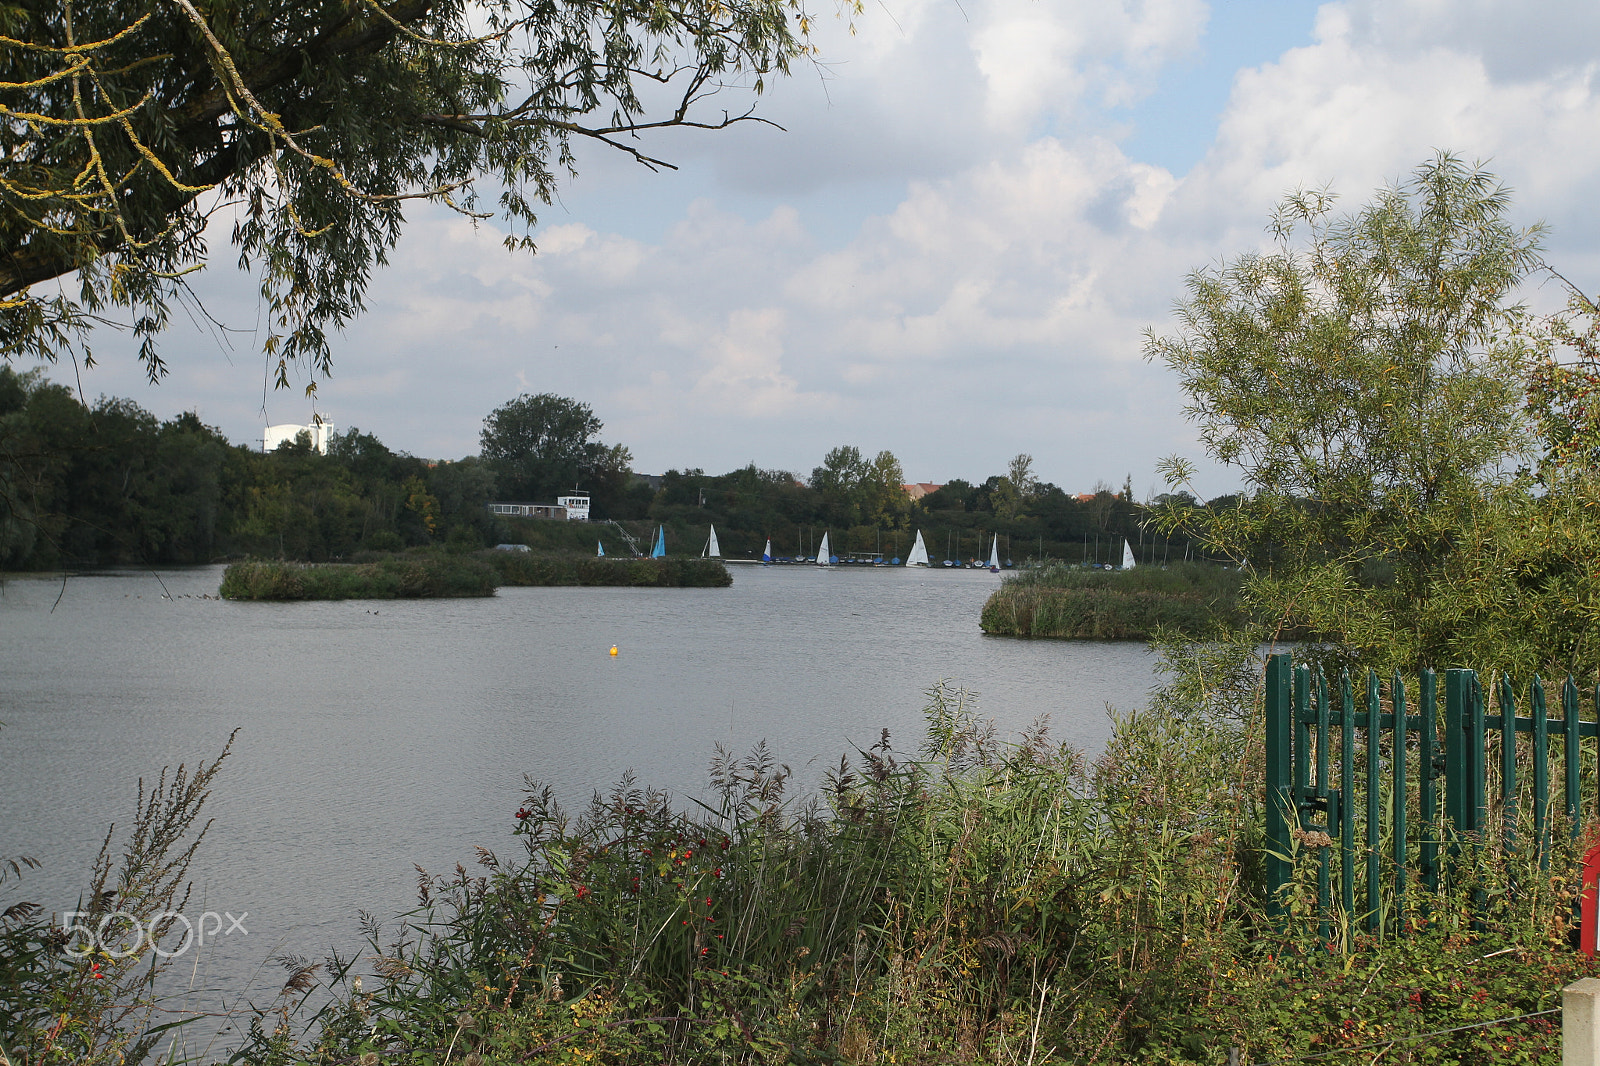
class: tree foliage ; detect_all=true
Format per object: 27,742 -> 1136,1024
0,0 -> 813,380
1145,153 -> 1600,675
479,392 -> 630,503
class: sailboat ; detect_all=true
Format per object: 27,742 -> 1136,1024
703,524 -> 721,558
651,526 -> 666,558
987,535 -> 1001,572
761,538 -> 773,565
597,541 -> 605,558
815,531 -> 832,567
906,530 -> 930,567
1121,539 -> 1136,570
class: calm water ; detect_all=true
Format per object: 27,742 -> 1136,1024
0,563 -> 1157,1049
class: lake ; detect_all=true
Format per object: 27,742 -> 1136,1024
0,562 -> 1159,1053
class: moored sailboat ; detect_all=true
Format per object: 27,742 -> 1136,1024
906,530 -> 930,567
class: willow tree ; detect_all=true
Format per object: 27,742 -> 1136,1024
1145,153 -> 1545,673
1,0 -> 814,382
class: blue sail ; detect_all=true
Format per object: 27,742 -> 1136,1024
761,537 -> 772,563
597,541 -> 605,557
651,526 -> 666,558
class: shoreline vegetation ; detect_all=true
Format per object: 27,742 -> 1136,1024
10,685 -> 1580,1065
218,552 -> 732,600
980,561 -> 1245,639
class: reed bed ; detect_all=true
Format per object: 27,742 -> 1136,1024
219,556 -> 499,600
981,561 -> 1245,639
484,552 -> 732,588
218,553 -> 731,600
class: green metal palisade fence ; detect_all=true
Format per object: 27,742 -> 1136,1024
1264,652 -> 1600,937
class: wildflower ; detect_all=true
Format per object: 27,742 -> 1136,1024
457,1012 -> 475,1028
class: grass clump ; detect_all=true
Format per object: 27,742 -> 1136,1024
981,560 -> 1245,639
219,556 -> 498,600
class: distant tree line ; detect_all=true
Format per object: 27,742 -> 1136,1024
653,457 -> 1213,565
0,372 -> 1215,569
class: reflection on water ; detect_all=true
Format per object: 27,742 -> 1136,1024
0,563 -> 1158,1049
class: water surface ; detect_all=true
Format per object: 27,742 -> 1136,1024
1,563 -> 1157,1046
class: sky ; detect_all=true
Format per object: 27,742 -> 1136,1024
35,0 -> 1600,501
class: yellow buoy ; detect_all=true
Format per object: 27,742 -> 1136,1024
609,645 -> 619,657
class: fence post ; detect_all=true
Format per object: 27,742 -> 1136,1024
1419,670 -> 1439,895
1265,653 -> 1293,917
1566,978 -> 1600,1066
1445,669 -> 1486,848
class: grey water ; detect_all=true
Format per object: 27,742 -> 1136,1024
0,563 -> 1158,1053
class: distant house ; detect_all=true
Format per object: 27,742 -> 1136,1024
556,494 -> 591,521
488,492 -> 590,521
262,422 -> 335,454
902,482 -> 943,501
489,502 -> 568,520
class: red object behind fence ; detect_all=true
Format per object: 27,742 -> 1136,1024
1581,842 -> 1600,956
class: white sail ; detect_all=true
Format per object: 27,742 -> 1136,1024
1122,539 -> 1135,569
906,530 -> 930,567
704,524 -> 721,558
987,535 -> 1000,570
816,531 -> 831,566
762,538 -> 773,563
